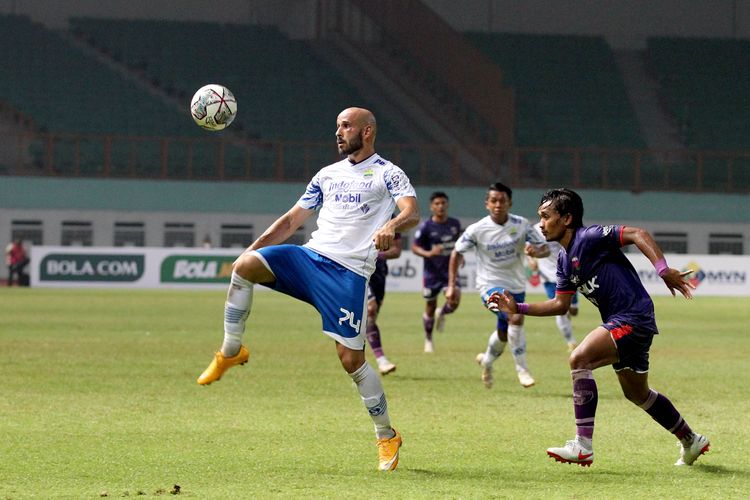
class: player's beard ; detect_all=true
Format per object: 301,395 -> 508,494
338,131 -> 364,156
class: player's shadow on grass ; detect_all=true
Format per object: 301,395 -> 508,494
694,464 -> 750,477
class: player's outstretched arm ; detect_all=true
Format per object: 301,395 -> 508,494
621,226 -> 695,299
487,290 -> 571,316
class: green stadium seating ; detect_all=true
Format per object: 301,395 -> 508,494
647,37 -> 750,151
69,17 -> 404,144
465,32 -> 645,149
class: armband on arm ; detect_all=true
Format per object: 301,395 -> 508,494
654,258 -> 669,277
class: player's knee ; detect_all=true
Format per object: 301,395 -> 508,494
568,349 -> 589,370
338,347 -> 365,373
367,301 -> 379,320
233,252 -> 268,283
623,386 -> 650,405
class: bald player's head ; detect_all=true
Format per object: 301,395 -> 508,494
336,107 -> 377,160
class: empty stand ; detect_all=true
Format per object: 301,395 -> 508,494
466,32 -> 645,150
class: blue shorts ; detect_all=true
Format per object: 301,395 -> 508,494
481,287 -> 525,333
253,245 -> 367,350
604,321 -> 655,373
543,281 -> 578,306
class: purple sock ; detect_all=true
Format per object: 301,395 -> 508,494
639,390 -> 694,442
572,369 -> 597,440
366,322 -> 384,358
441,303 -> 455,315
423,313 -> 434,341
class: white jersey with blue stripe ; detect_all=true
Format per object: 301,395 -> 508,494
298,153 -> 416,278
455,213 -> 546,294
533,222 -> 563,283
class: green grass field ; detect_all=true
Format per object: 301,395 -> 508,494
1,288 -> 749,499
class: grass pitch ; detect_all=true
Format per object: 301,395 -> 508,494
1,288 -> 749,499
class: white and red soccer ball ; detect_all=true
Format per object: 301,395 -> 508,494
190,84 -> 237,131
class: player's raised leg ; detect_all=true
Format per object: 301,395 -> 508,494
618,370 -> 710,466
197,252 -> 272,385
337,342 -> 401,471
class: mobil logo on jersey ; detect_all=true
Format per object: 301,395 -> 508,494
334,192 -> 362,203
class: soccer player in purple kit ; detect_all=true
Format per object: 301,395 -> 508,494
366,232 -> 402,375
490,188 -> 709,467
411,192 -> 462,353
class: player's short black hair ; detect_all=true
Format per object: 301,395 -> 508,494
429,191 -> 449,202
540,188 -> 584,229
487,182 -> 512,200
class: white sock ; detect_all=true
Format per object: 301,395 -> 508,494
481,330 -> 506,366
576,435 -> 593,449
507,324 -> 529,372
349,362 -> 394,439
555,315 -> 575,343
221,271 -> 254,357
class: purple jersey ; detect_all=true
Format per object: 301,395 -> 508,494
556,225 -> 658,333
413,217 -> 462,288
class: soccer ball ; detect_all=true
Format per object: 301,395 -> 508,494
190,84 -> 237,131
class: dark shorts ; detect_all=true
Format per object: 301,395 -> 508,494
604,322 -> 655,373
422,283 -> 454,300
368,267 -> 386,306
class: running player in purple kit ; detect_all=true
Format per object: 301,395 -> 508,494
411,192 -> 462,353
490,188 -> 709,467
366,232 -> 402,375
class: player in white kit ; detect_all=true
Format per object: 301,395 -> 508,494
196,107 -> 419,471
447,182 -> 548,389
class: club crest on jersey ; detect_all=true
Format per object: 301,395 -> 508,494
572,257 -> 581,269
363,168 -> 374,178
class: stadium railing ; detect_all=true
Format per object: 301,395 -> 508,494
3,131 -> 749,193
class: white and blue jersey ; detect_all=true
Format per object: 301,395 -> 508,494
455,214 -> 546,295
255,153 -> 416,350
299,153 -> 416,278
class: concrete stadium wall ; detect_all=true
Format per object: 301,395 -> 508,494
2,176 -> 749,279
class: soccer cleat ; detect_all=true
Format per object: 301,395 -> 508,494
675,433 -> 710,466
424,339 -> 434,353
377,429 -> 402,471
475,353 -> 493,389
377,357 -> 397,376
567,341 -> 578,353
197,345 -> 250,385
434,307 -> 446,332
547,439 -> 594,467
517,369 -> 536,388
